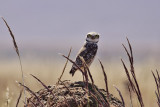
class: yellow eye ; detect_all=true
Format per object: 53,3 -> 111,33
87,34 -> 92,38
95,35 -> 99,38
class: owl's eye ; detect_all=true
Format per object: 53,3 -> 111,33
95,35 -> 99,38
87,34 -> 92,38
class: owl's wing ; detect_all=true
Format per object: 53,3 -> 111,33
74,46 -> 87,67
69,47 -> 86,76
79,44 -> 98,65
70,43 -> 98,76
76,45 -> 97,66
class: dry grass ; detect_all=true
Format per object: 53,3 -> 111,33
57,47 -> 72,84
121,38 -> 144,107
98,59 -> 109,96
1,17 -> 26,105
152,70 -> 160,106
0,59 -> 159,107
16,89 -> 22,107
0,19 -> 160,107
62,53 -> 110,106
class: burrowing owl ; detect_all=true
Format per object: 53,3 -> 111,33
70,32 -> 99,76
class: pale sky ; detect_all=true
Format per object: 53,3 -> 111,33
0,0 -> 160,60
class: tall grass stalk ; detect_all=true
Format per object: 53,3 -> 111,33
1,17 -> 26,105
152,70 -> 160,106
57,47 -> 72,84
122,38 -> 144,107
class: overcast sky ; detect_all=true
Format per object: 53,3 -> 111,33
0,0 -> 160,58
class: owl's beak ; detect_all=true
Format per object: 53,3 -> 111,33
91,36 -> 95,39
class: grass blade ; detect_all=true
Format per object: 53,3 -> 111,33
114,85 -> 125,107
16,89 -> 23,107
2,17 -> 26,105
57,47 -> 72,84
122,38 -> 144,107
30,74 -> 55,98
98,59 -> 109,96
18,82 -> 44,106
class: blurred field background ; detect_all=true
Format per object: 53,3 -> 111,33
0,0 -> 160,107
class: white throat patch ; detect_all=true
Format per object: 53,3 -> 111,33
86,38 -> 99,43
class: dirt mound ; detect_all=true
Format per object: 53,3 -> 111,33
26,80 -> 123,107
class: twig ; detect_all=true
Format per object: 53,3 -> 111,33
58,48 -> 72,84
79,56 -> 89,89
80,56 -> 94,85
30,74 -> 55,98
62,54 -> 85,83
85,65 -> 94,85
18,82 -> 44,107
98,59 -> 109,96
114,85 -> 125,107
16,89 -> 23,107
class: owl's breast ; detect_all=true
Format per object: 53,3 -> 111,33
80,43 -> 98,64
85,43 -> 98,53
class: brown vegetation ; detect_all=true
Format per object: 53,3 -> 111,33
1,18 -> 160,107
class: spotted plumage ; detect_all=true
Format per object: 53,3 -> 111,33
70,32 -> 99,76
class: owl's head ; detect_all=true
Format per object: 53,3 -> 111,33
86,32 -> 100,43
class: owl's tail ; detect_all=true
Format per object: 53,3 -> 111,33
69,67 -> 77,76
